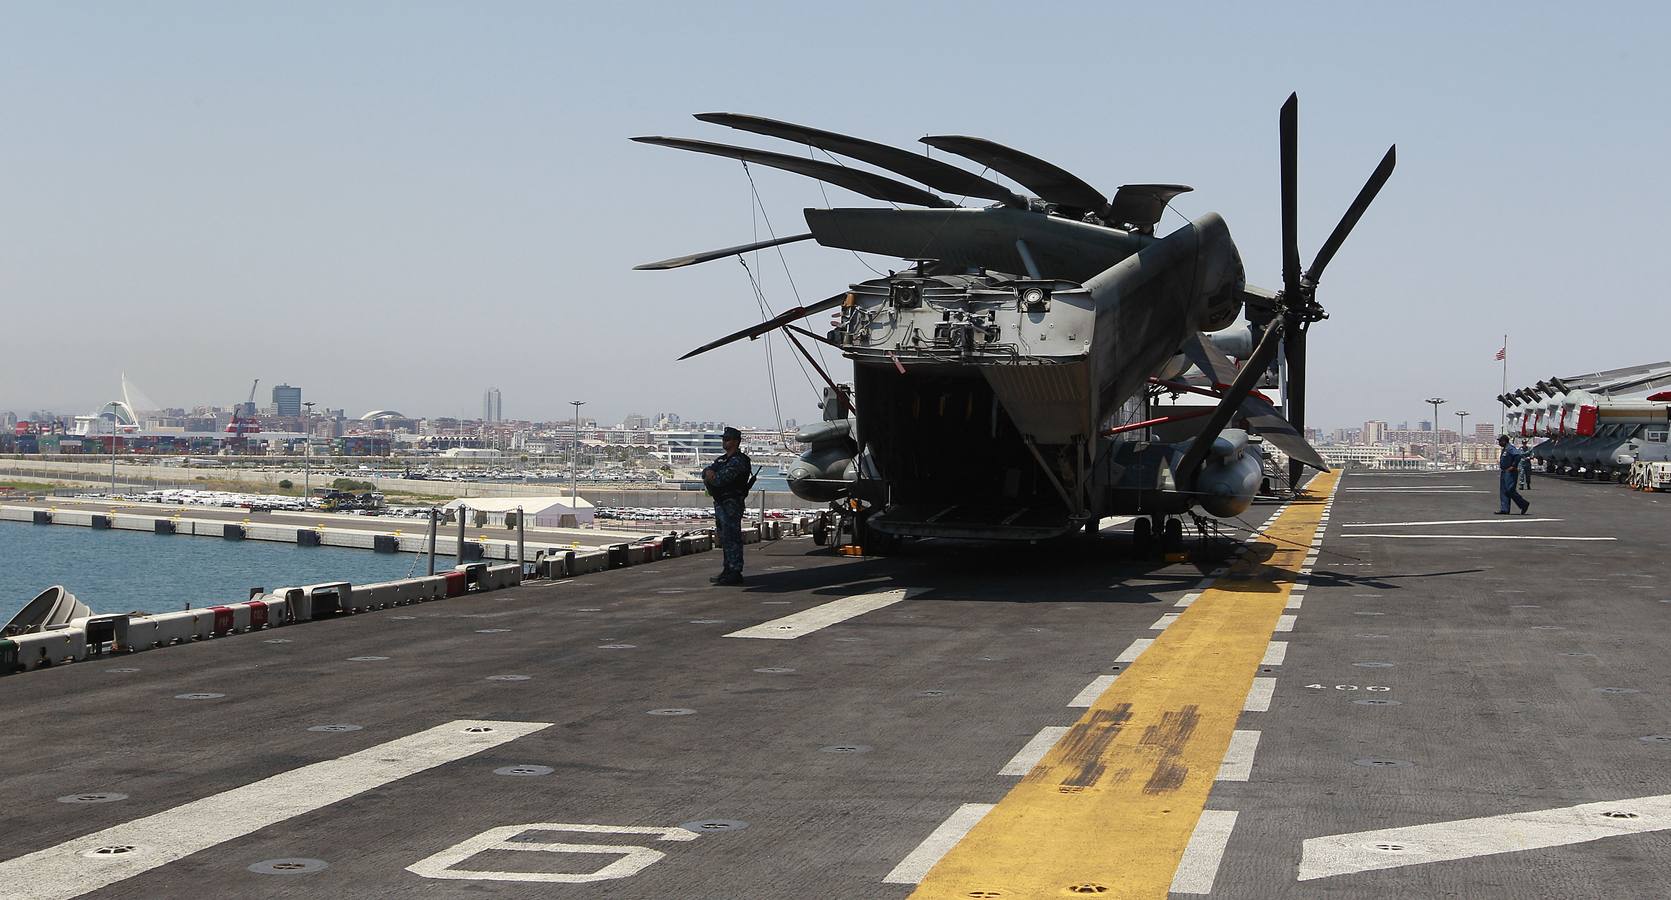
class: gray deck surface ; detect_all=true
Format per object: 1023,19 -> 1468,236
1,469 -> 1666,898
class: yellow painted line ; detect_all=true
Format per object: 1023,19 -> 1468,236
910,472 -> 1339,899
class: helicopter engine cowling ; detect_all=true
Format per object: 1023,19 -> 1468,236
787,418 -> 859,503
1187,429 -> 1264,518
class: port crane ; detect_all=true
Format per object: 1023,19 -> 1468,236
225,378 -> 262,452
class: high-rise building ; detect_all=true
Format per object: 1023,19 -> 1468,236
272,384 -> 302,418
482,388 -> 502,423
1362,420 -> 1389,444
1474,423 -> 1497,444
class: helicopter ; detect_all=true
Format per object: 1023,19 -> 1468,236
634,94 -> 1395,553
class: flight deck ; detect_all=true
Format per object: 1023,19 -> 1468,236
1,469 -> 1665,899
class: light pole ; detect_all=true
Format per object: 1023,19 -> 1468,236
569,400 -> 585,504
1455,410 -> 1470,469
1425,397 -> 1446,463
302,401 -> 315,498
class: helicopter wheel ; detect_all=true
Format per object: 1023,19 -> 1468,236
1132,517 -> 1153,556
1163,517 -> 1184,551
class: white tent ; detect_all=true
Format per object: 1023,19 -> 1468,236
441,495 -> 595,528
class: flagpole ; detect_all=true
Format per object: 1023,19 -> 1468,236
1500,333 -> 1508,433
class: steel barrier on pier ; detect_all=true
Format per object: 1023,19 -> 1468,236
0,515 -> 786,675
10,627 -> 85,669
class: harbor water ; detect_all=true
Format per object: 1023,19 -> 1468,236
0,520 -> 433,622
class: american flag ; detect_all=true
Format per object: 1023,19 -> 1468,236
1495,346 -> 1506,361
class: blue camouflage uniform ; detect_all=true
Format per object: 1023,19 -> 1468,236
1518,443 -> 1532,489
1499,443 -> 1530,514
706,449 -> 753,575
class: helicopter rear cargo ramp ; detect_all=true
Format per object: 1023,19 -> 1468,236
0,469 -> 1666,898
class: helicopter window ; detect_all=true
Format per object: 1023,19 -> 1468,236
1647,428 -> 1667,443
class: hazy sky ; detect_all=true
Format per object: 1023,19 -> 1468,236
3,2 -> 1667,432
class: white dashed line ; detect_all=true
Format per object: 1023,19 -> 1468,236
1286,594 -> 1304,610
1275,614 -> 1297,632
1115,638 -> 1154,664
1174,592 -> 1202,608
1243,677 -> 1276,712
1217,729 -> 1261,781
1171,809 -> 1239,895
1151,613 -> 1180,631
1068,674 -> 1117,708
998,726 -> 1070,776
882,803 -> 995,884
1263,641 -> 1288,665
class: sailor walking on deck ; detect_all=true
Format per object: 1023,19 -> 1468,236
1497,435 -> 1530,515
704,426 -> 753,585
1519,440 -> 1533,489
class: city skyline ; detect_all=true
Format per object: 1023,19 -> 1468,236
3,5 -> 1667,432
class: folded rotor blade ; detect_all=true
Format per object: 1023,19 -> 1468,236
1304,145 -> 1396,284
1179,330 -> 1325,471
1284,328 -> 1308,487
678,292 -> 847,360
695,113 -> 1026,207
1176,318 -> 1289,483
633,137 -> 957,209
1240,393 -> 1328,472
1280,93 -> 1301,298
920,135 -> 1109,214
1107,183 -> 1193,228
635,232 -> 814,270
1181,331 -> 1239,388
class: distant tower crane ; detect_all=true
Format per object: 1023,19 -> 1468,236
225,378 -> 263,452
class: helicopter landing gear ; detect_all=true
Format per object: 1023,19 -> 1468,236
1132,515 -> 1184,558
1163,516 -> 1184,550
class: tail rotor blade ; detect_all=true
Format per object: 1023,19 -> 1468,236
1240,393 -> 1328,471
1176,318 -> 1288,482
1305,144 -> 1397,284
1279,93 -> 1301,297
1284,328 -> 1308,488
